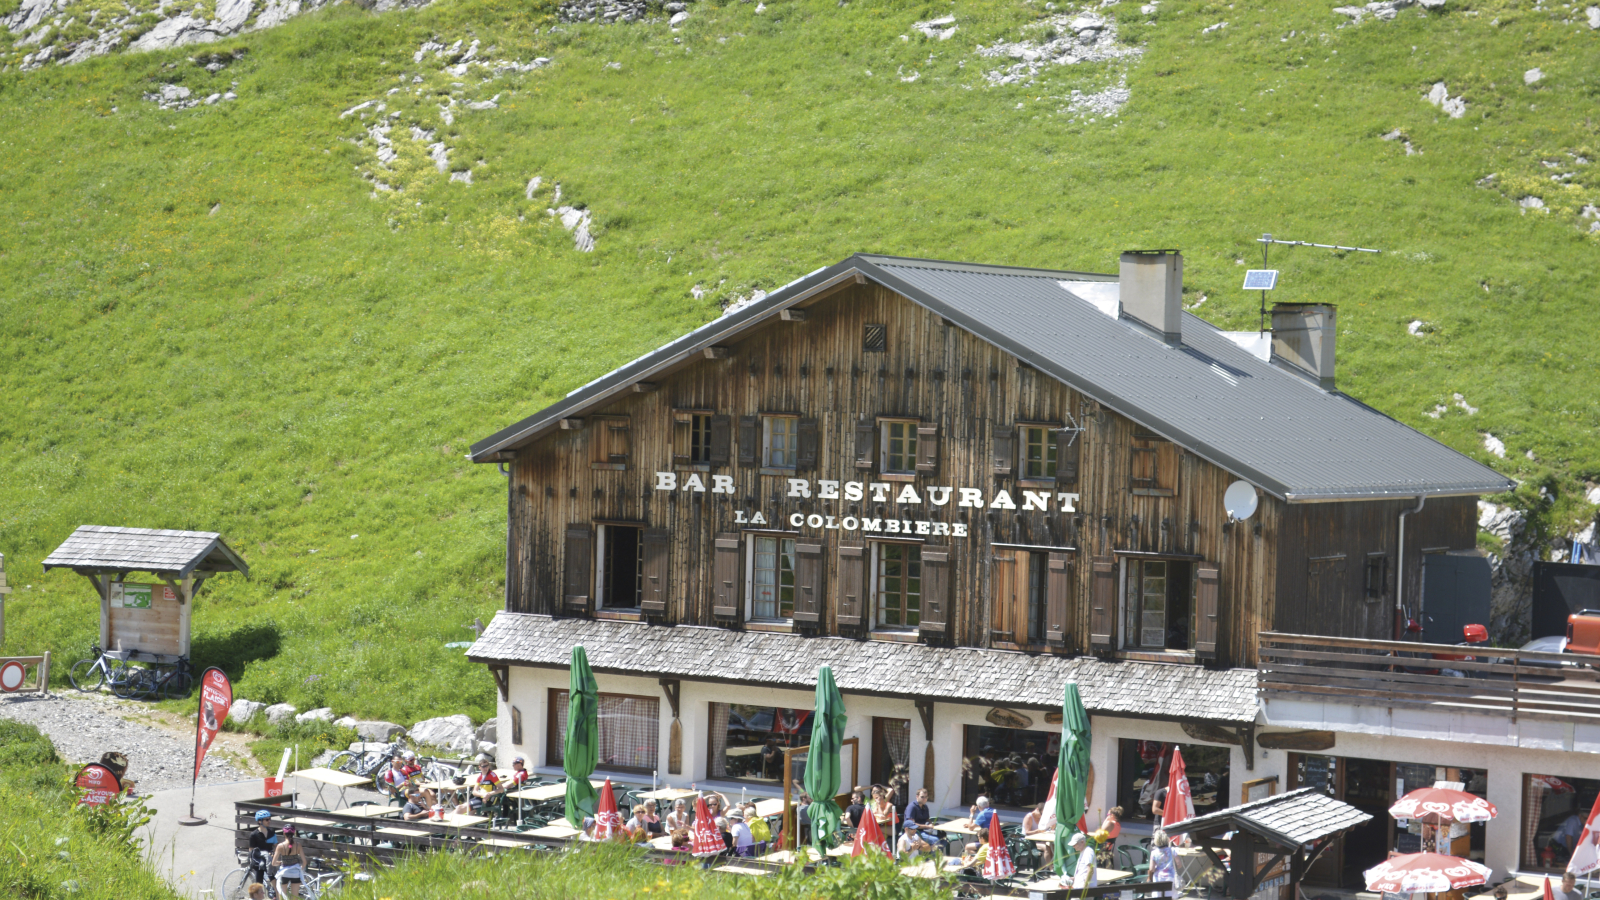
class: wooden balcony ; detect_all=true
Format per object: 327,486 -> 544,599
1257,632 -> 1600,725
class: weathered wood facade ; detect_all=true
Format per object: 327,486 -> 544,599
500,280 -> 1474,669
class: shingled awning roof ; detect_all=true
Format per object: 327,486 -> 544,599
467,612 -> 1259,723
42,525 -> 250,578
1164,786 -> 1372,847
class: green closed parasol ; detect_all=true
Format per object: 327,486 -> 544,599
564,645 -> 600,827
802,665 -> 847,855
1053,681 -> 1091,876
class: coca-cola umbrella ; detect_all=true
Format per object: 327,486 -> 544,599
691,795 -> 725,858
851,810 -> 889,857
593,778 -> 623,841
981,809 -> 1016,881
1363,852 -> 1492,894
1389,787 -> 1498,825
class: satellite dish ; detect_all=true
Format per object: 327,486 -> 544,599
1224,481 -> 1258,521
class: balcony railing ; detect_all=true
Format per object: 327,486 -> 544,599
1257,632 -> 1600,725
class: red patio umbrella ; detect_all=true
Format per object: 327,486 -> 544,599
1363,852 -> 1492,894
981,810 -> 1016,880
593,778 -> 623,841
691,795 -> 725,858
852,810 -> 889,857
1544,876 -> 1557,900
1161,747 -> 1195,846
1389,787 -> 1498,825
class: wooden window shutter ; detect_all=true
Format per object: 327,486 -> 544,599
793,542 -> 824,623
712,534 -> 743,619
916,423 -> 939,474
1046,552 -> 1072,644
989,550 -> 1019,642
796,418 -> 820,471
1196,563 -> 1220,660
920,546 -> 951,634
608,419 -> 631,465
709,415 -> 731,466
563,525 -> 594,609
1055,428 -> 1079,485
854,419 -> 875,471
737,416 -> 759,467
672,415 -> 691,468
1089,556 -> 1115,649
837,544 -> 866,626
992,425 -> 1015,476
641,528 -> 670,613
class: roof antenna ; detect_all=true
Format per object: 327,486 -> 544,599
1250,233 -> 1382,334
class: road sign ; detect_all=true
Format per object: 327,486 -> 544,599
0,660 -> 24,692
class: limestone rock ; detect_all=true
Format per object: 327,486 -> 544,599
669,11 -> 689,25
1478,501 -> 1525,542
1589,6 -> 1600,28
475,719 -> 497,743
477,740 -> 497,756
1524,67 -> 1542,86
264,703 -> 298,725
1425,82 -> 1466,119
310,749 -> 339,767
295,707 -> 335,724
557,206 -> 595,252
410,714 -> 476,752
333,716 -> 358,728
354,720 -> 407,741
230,699 -> 265,722
1481,433 -> 1506,459
129,16 -> 222,52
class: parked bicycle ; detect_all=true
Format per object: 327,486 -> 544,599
297,866 -> 344,900
220,848 -> 272,900
117,657 -> 194,701
68,645 -> 135,694
328,740 -> 408,780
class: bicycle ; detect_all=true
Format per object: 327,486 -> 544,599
220,848 -> 272,900
68,645 -> 135,694
328,741 -> 407,780
279,865 -> 344,899
118,658 -> 194,701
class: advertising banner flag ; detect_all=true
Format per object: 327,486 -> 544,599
193,667 -> 233,783
75,763 -> 122,807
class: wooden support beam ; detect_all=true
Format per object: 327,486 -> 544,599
630,382 -> 659,393
702,346 -> 731,359
559,418 -> 584,430
779,309 -> 807,322
657,678 -> 681,719
489,664 -> 510,701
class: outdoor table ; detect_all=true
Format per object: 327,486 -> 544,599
335,805 -> 400,819
826,843 -> 854,857
376,826 -> 431,837
290,767 -> 372,809
935,817 -> 980,836
437,813 -> 489,828
477,837 -> 533,849
508,780 -> 603,802
1025,829 -> 1054,844
752,798 -> 786,819
900,859 -> 952,879
638,787 -> 698,802
529,822 -> 582,839
1028,869 -> 1134,890
648,835 -> 676,850
759,848 -> 822,864
1174,846 -> 1221,889
713,864 -> 772,877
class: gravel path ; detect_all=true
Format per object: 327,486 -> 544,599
0,692 -> 248,791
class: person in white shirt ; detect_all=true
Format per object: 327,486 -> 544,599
1067,832 -> 1096,888
728,811 -> 756,858
898,826 -> 935,859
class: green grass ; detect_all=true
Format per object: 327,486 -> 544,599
0,0 -> 1596,736
0,721 -> 180,900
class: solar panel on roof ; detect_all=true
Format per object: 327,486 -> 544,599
1242,269 -> 1279,290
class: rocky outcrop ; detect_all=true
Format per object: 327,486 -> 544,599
263,703 -> 298,725
230,699 -> 266,721
410,714 -> 475,752
1481,501 -> 1533,645
354,720 -> 407,741
295,707 -> 335,724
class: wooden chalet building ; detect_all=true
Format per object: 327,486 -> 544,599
467,253 -> 1595,881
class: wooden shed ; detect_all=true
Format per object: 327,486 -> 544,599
43,526 -> 250,659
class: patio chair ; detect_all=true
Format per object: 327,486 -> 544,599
1115,843 -> 1150,878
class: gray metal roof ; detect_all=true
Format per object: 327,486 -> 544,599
1163,786 -> 1373,847
467,612 -> 1261,724
470,254 -> 1513,502
42,525 -> 250,578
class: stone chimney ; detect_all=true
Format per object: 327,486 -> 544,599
1271,303 -> 1337,390
1119,251 -> 1183,346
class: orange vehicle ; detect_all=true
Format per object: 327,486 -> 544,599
1568,610 -> 1600,657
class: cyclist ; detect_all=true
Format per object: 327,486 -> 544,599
508,754 -> 531,787
377,758 -> 409,798
454,756 -> 502,815
270,826 -> 304,898
247,810 -> 277,894
399,750 -> 423,779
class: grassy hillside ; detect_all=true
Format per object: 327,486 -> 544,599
0,0 -> 1595,729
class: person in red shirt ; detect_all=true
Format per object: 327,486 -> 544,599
507,755 -> 531,787
455,758 -> 502,815
398,751 -> 423,779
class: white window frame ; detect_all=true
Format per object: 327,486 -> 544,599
744,533 -> 798,622
762,415 -> 799,470
594,524 -> 642,611
879,419 -> 920,475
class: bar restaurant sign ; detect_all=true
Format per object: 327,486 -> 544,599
654,474 -> 1081,538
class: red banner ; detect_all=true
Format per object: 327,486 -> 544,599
75,763 -> 122,807
193,668 -> 233,783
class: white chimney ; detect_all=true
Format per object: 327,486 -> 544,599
1119,251 -> 1183,346
1271,303 -> 1337,390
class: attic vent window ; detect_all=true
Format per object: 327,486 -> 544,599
863,324 -> 887,352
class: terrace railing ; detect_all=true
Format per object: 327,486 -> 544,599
1257,631 -> 1600,725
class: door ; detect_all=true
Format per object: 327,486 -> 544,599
1292,753 -> 1343,885
1293,754 -> 1402,887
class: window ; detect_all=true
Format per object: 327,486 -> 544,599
1115,739 -> 1230,822
1365,554 -> 1389,599
597,524 -> 642,610
708,702 -> 813,783
961,725 -> 1057,808
881,420 -> 919,475
863,323 -> 887,352
763,415 -> 798,469
875,543 -> 922,628
1130,431 -> 1178,494
673,411 -> 713,466
589,416 -> 631,471
1123,558 -> 1193,651
992,549 -> 1049,644
548,690 -> 660,773
748,535 -> 796,620
1523,772 -> 1600,871
1021,426 -> 1058,480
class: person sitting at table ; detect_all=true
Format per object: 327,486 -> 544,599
578,817 -> 597,842
704,790 -> 730,818
1149,830 -> 1178,899
796,791 -> 813,845
905,787 -> 932,828
377,757 -> 409,798
399,750 -> 422,779
870,785 -> 895,827
507,755 -> 531,788
1066,832 -> 1096,889
454,758 -> 502,815
1022,803 -> 1043,834
714,816 -> 733,851
728,810 -> 756,857
959,829 -> 990,874
401,788 -> 432,822
971,795 -> 996,831
637,799 -> 662,834
844,790 -> 867,832
665,798 -> 690,832
625,805 -> 652,842
899,823 -> 936,859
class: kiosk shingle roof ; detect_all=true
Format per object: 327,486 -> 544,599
469,253 -> 1513,502
42,525 -> 250,578
467,612 -> 1259,723
1164,787 -> 1372,846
